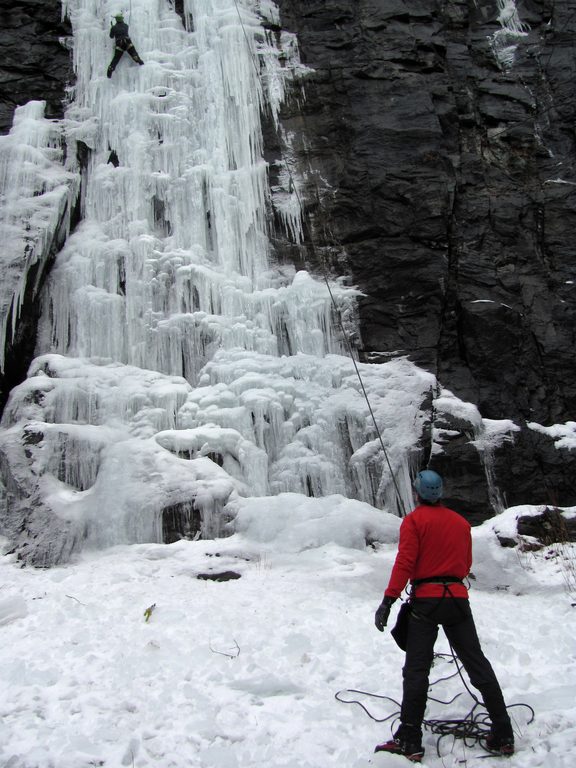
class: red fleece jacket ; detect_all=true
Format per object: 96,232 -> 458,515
384,503 -> 471,600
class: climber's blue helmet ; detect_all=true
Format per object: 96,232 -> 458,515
414,469 -> 443,503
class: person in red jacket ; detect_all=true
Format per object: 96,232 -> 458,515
374,470 -> 514,763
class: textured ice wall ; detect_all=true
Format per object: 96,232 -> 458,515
49,0 -> 350,376
0,102 -> 79,372
0,0 -> 438,560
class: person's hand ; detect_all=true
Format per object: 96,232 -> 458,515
374,597 -> 395,632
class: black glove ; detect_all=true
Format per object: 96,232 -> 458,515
375,597 -> 396,632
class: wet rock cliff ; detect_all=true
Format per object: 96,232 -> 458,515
272,0 -> 576,512
0,0 -> 72,135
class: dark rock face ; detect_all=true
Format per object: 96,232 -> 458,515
0,0 -> 73,134
273,0 -> 576,512
0,424 -> 85,567
496,505 -> 576,549
517,507 -> 576,544
162,501 -> 202,544
171,0 -> 187,28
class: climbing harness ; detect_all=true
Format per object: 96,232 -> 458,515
391,578 -> 465,650
231,0 -> 408,515
410,576 -> 463,589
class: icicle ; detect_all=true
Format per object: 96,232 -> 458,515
489,0 -> 530,69
0,102 -> 78,372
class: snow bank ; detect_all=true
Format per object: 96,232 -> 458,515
0,526 -> 574,767
230,493 -> 400,551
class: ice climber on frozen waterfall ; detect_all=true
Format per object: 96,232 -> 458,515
107,13 -> 144,78
373,470 -> 514,763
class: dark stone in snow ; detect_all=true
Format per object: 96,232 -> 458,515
496,536 -> 517,549
517,507 -> 576,544
197,571 -> 242,582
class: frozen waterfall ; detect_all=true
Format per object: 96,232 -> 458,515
0,0 -> 437,563
490,0 -> 529,69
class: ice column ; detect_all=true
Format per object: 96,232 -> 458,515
489,0 -> 529,68
45,0 -> 353,383
0,101 -> 78,371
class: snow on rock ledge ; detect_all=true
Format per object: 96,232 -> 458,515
479,503 -> 576,550
229,492 -> 400,552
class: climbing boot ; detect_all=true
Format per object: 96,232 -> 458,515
485,732 -> 515,756
374,737 -> 425,763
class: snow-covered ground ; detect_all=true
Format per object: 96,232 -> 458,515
0,500 -> 574,768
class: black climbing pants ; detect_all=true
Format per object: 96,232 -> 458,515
400,598 -> 512,738
108,37 -> 143,75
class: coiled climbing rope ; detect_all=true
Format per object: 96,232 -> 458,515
335,652 -> 535,757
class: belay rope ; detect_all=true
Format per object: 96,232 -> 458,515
335,651 -> 535,758
231,0 -> 407,515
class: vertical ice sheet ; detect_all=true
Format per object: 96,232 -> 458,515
47,0 -> 353,379
0,101 -> 78,372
